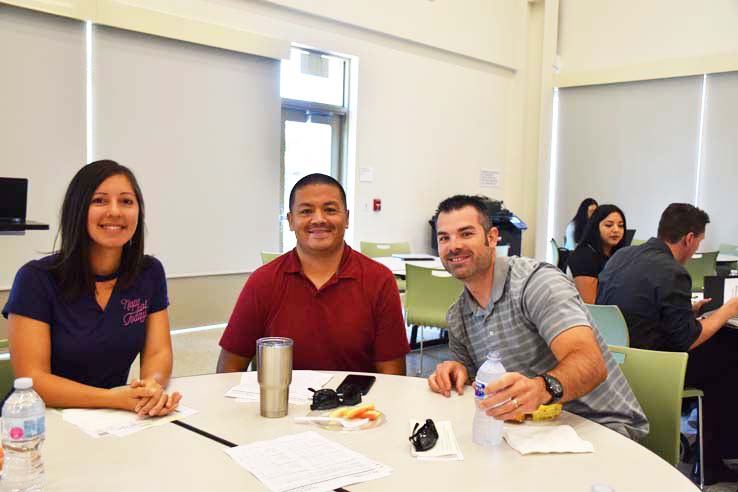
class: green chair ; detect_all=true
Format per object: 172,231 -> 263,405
405,264 -> 464,375
684,251 -> 718,292
0,339 -> 14,400
359,241 -> 411,258
260,251 -> 282,265
718,243 -> 738,273
631,239 -> 647,246
360,242 -> 411,293
609,345 -> 688,467
585,304 -> 629,347
549,239 -> 560,267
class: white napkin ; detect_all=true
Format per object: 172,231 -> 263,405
409,420 -> 464,461
502,424 -> 594,455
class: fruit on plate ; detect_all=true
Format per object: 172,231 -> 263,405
345,403 -> 375,419
329,407 -> 349,418
506,403 -> 563,423
328,403 -> 381,421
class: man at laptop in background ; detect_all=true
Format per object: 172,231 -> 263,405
216,173 -> 409,375
598,203 -> 738,486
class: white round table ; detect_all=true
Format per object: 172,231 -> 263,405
41,372 -> 699,491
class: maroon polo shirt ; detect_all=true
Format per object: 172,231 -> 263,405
219,244 -> 409,372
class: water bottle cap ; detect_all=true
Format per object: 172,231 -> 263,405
486,352 -> 501,362
14,377 -> 33,390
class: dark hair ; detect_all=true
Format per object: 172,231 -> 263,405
49,160 -> 146,301
434,195 -> 492,232
577,204 -> 627,257
657,203 -> 710,243
572,198 -> 598,244
288,173 -> 347,211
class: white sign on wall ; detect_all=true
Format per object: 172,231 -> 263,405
480,169 -> 500,188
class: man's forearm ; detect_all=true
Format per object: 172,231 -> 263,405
691,303 -> 737,349
548,347 -> 607,403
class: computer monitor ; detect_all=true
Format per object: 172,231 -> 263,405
0,178 -> 28,223
623,229 -> 636,246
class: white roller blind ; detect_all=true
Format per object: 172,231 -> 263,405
555,76 -> 703,243
0,5 -> 85,288
92,26 -> 281,277
697,71 -> 738,250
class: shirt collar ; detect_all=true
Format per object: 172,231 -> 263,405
645,237 -> 674,259
462,256 -> 511,315
284,243 -> 358,279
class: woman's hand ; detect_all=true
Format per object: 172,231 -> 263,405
129,379 -> 182,417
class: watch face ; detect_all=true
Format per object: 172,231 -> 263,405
544,374 -> 564,400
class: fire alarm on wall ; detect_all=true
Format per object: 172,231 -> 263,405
373,198 -> 381,212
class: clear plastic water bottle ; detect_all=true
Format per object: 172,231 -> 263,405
2,378 -> 45,492
472,352 -> 507,447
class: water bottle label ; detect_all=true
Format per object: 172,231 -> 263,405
3,416 -> 44,441
473,381 -> 486,399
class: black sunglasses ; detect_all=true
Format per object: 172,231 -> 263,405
308,385 -> 362,411
409,419 -> 439,452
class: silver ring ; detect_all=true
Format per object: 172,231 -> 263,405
512,398 -> 520,409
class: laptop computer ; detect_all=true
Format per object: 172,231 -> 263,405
0,178 -> 28,224
623,229 -> 636,247
703,276 -> 738,327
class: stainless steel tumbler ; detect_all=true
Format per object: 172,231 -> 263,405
256,337 -> 293,418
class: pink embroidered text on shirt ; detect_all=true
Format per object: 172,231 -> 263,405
121,298 -> 148,326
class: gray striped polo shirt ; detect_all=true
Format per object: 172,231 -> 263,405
447,256 -> 648,440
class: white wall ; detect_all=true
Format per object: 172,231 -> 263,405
115,0 -> 533,255
558,0 -> 738,73
263,0 -> 524,69
0,6 -> 85,289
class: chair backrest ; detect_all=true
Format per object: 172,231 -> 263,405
609,345 -> 687,466
631,238 -> 647,246
718,243 -> 738,255
260,251 -> 282,265
0,340 -> 14,401
495,244 -> 510,257
405,264 -> 464,328
585,304 -> 629,347
359,241 -> 411,258
549,239 -> 560,266
684,251 -> 718,291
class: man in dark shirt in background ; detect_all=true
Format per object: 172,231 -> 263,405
598,203 -> 738,486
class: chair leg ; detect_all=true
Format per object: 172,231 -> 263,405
697,395 -> 704,490
410,325 -> 419,349
417,326 -> 425,377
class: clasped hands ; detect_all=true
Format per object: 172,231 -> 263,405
116,378 -> 182,417
428,361 -> 549,420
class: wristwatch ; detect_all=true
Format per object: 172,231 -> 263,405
538,373 -> 564,404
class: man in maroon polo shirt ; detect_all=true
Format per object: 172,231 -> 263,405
217,173 -> 409,374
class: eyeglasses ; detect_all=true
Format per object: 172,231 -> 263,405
409,418 -> 438,452
308,386 -> 362,411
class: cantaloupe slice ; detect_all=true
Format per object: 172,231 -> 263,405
345,403 -> 375,419
361,410 -> 381,421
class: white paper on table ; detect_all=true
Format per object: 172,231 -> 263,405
225,431 -> 391,492
408,420 -> 464,461
723,277 -> 738,304
225,371 -> 333,405
61,405 -> 198,438
502,424 -> 594,455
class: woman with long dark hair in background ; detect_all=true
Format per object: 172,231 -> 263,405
564,197 -> 598,250
568,204 -> 627,303
3,160 -> 181,416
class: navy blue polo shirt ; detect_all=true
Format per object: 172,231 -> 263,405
2,255 -> 169,389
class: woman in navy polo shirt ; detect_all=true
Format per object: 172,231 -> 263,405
568,204 -> 627,304
2,160 -> 181,417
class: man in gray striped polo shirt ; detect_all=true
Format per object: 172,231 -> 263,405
428,195 -> 648,440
